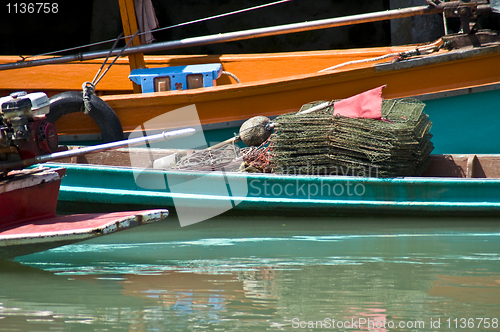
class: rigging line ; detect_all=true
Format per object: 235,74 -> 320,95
93,29 -> 141,86
91,32 -> 124,85
151,0 -> 292,33
23,0 -> 292,60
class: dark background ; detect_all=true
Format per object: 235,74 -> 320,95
0,0 -> 446,57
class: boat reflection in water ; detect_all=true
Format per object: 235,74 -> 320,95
1,216 -> 500,331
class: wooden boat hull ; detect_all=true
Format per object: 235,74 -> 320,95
2,39 -> 500,139
0,167 -> 169,259
44,154 -> 500,218
0,47 -> 418,97
0,209 -> 168,259
0,168 -> 63,229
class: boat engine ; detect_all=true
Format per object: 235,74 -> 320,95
0,92 -> 61,163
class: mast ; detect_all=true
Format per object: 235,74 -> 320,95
118,0 -> 145,93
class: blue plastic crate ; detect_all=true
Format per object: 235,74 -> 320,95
129,63 -> 223,93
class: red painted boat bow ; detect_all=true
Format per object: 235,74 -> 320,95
0,209 -> 168,259
0,167 -> 169,259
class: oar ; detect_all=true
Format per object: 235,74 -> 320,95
0,128 -> 196,173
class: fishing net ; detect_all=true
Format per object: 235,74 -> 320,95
166,97 -> 433,177
267,98 -> 433,177
170,143 -> 243,172
240,144 -> 273,173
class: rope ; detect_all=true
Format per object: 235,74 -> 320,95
82,30 -> 140,114
92,30 -> 140,86
319,53 -> 396,72
91,32 -> 124,86
82,82 -> 95,115
222,71 -> 241,83
319,39 -> 445,73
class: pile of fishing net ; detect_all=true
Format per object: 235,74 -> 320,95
244,97 -> 433,177
163,85 -> 433,178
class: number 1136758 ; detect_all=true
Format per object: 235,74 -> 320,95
446,318 -> 499,329
6,3 -> 59,14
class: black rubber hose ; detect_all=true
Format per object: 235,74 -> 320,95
47,91 -> 124,143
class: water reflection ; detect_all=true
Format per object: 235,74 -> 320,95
1,216 -> 499,331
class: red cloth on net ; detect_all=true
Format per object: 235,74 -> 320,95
333,85 -> 386,119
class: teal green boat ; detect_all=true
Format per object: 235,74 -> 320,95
419,85 -> 500,155
44,152 -> 500,222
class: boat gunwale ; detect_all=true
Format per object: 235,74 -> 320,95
0,45 -> 418,65
44,161 -> 500,184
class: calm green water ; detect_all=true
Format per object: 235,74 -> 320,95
1,217 -> 500,331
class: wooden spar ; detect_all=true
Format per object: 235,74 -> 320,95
0,2 -> 488,72
118,0 -> 145,93
0,128 -> 196,173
